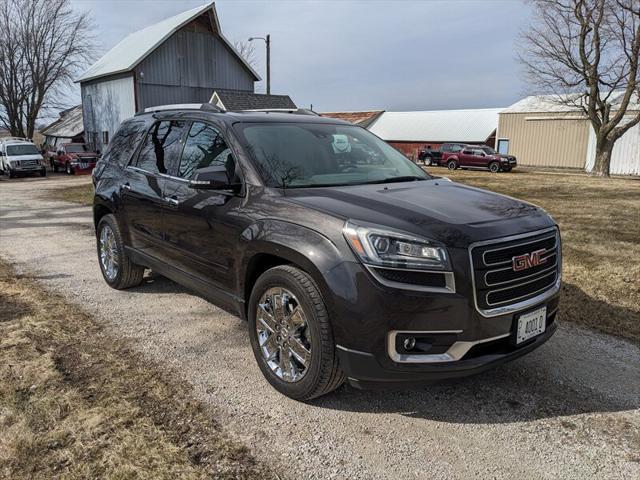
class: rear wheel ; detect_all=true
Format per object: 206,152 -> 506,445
447,160 -> 458,170
424,157 -> 432,166
489,162 -> 500,173
97,214 -> 145,290
248,265 -> 345,401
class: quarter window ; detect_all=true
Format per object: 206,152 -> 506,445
178,122 -> 235,179
135,121 -> 185,174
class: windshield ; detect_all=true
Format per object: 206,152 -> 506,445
481,146 -> 496,154
237,123 -> 430,188
66,144 -> 89,153
6,144 -> 39,156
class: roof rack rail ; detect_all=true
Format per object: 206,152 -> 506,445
238,108 -> 318,116
135,103 -> 225,116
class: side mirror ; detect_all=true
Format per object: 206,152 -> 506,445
189,164 -> 241,192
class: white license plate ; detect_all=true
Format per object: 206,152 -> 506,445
516,306 -> 546,344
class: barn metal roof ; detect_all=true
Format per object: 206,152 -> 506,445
40,105 -> 84,138
503,92 -> 640,113
369,108 -> 502,143
77,2 -> 260,83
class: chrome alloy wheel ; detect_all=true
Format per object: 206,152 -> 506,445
256,287 -> 312,382
99,224 -> 119,281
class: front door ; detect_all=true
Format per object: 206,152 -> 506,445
160,121 -> 245,296
121,119 -> 186,260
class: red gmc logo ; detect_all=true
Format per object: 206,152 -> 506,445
512,249 -> 547,272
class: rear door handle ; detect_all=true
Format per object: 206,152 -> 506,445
164,196 -> 179,207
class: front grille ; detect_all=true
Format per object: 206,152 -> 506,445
470,229 -> 560,312
17,159 -> 39,166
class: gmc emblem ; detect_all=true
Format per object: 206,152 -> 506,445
512,249 -> 547,272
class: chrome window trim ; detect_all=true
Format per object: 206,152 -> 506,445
469,227 -> 562,318
388,330 -> 509,364
365,265 -> 456,294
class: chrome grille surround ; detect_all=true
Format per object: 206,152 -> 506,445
469,227 -> 562,317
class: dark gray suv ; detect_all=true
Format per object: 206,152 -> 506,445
93,104 -> 561,400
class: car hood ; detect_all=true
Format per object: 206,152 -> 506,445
284,179 -> 552,247
7,154 -> 42,161
69,153 -> 98,159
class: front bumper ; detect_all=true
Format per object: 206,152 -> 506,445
337,318 -> 557,389
324,252 -> 560,388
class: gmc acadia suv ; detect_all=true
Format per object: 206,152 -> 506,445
92,104 -> 561,400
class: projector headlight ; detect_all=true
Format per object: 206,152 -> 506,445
343,221 -> 451,271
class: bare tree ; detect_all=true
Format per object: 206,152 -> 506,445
0,0 -> 94,139
519,0 -> 640,177
234,39 -> 258,69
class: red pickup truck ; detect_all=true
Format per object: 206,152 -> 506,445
441,145 -> 516,173
48,143 -> 99,175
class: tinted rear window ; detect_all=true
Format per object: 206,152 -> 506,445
102,120 -> 147,167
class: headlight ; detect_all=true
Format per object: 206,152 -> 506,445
343,221 -> 451,271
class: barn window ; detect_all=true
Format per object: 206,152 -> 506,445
102,131 -> 109,145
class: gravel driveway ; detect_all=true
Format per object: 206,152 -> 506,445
1,175 -> 639,480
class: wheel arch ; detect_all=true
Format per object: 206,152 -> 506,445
239,220 -> 345,322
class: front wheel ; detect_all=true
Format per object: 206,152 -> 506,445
489,162 -> 500,173
65,162 -> 73,175
40,168 -> 47,177
97,214 -> 145,290
248,265 -> 345,401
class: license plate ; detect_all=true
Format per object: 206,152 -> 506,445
516,306 -> 546,344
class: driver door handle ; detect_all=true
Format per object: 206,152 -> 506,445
121,183 -> 131,191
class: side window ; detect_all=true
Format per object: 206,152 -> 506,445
452,145 -> 463,153
177,122 -> 235,179
102,120 -> 146,166
135,120 -> 185,174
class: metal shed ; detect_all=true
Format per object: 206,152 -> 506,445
367,109 -> 502,159
77,1 -> 260,152
498,94 -> 639,174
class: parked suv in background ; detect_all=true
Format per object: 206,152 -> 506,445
49,143 -> 99,175
442,145 -> 515,172
93,104 -> 561,400
0,138 -> 46,178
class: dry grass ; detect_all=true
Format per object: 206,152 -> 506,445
49,182 -> 94,205
0,258 -> 276,479
433,167 -> 640,343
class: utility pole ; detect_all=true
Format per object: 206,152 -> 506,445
266,34 -> 271,95
249,34 -> 271,95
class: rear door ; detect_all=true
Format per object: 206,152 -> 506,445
160,120 -> 244,295
121,119 -> 186,260
459,148 -> 475,167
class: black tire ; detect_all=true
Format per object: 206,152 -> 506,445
65,162 -> 73,175
447,160 -> 457,170
96,214 -> 145,290
52,160 -> 59,173
248,265 -> 345,401
40,168 -> 47,177
8,169 -> 15,179
503,166 -> 512,172
489,162 -> 500,173
424,157 -> 432,166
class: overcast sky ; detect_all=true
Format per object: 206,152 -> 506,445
70,0 -> 533,112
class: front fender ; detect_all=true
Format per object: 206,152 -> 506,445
238,219 -> 358,323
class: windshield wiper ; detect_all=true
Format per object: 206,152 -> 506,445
368,176 -> 428,185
